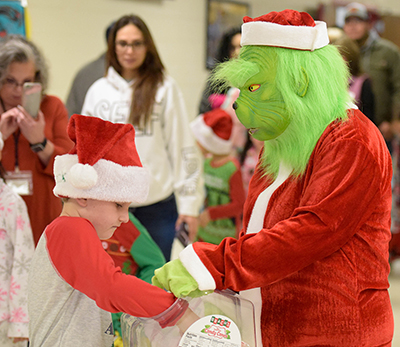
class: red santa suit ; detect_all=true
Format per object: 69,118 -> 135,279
180,109 -> 394,346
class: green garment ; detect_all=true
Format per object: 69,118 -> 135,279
112,213 -> 166,340
197,158 -> 238,244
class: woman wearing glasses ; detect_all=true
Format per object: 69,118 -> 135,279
82,14 -> 203,262
0,35 -> 73,245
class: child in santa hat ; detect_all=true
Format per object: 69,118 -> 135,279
27,114 -> 188,346
190,108 -> 245,244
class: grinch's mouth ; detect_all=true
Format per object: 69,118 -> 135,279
248,128 -> 258,135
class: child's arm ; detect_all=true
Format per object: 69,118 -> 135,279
45,218 -> 176,318
129,214 -> 166,283
6,193 -> 35,340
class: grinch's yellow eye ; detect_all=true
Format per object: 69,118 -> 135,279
249,84 -> 261,92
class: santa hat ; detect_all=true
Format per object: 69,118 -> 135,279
53,114 -> 149,203
190,108 -> 233,155
241,9 -> 329,51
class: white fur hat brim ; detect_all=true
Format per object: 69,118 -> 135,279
190,116 -> 232,155
53,154 -> 149,203
241,20 -> 329,51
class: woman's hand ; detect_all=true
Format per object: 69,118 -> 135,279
0,107 -> 20,140
16,105 -> 46,144
176,215 -> 199,242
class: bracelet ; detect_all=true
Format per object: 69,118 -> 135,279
30,138 -> 47,153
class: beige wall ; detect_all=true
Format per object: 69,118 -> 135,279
27,0 -> 400,118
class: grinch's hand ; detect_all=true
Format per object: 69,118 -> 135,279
152,259 -> 213,298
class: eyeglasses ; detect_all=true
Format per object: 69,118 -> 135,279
116,40 -> 146,51
3,77 -> 34,89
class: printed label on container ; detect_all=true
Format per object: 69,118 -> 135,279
178,314 -> 241,347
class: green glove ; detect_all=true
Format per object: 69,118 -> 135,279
152,259 -> 213,298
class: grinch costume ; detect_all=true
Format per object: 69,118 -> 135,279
153,9 -> 394,347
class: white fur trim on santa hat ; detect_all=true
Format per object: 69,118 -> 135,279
241,20 -> 329,51
53,154 -> 149,203
190,116 -> 232,155
180,244 -> 216,291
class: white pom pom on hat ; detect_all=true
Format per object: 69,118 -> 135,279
53,114 -> 149,203
68,163 -> 98,189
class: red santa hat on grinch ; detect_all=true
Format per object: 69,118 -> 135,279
241,9 -> 329,51
190,108 -> 233,155
53,114 -> 149,203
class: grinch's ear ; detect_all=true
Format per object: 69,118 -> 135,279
295,68 -> 309,97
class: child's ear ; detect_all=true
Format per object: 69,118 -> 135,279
76,198 -> 88,207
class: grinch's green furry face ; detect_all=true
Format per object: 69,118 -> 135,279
233,47 -> 290,141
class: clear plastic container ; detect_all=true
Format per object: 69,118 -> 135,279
121,290 -> 256,347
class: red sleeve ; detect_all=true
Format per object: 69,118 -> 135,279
193,134 -> 389,291
46,217 -> 175,318
208,163 -> 246,220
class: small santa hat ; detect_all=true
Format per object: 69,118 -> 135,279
241,9 -> 329,51
190,108 -> 233,155
53,114 -> 149,203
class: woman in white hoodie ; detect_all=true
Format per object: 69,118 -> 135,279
81,14 -> 203,261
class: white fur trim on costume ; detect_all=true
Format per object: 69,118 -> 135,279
179,244 -> 216,291
190,116 -> 232,155
53,154 -> 149,203
241,20 -> 329,51
0,132 -> 3,151
247,161 -> 292,234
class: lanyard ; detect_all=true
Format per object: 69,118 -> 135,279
0,98 -> 20,171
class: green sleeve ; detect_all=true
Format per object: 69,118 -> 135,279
129,213 -> 166,284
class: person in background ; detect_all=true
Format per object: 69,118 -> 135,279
239,133 -> 264,197
334,34 -> 375,123
81,14 -> 203,261
0,132 -> 35,347
0,35 -> 73,245
190,108 -> 245,244
199,27 -> 241,115
65,21 -> 115,117
102,212 -> 166,343
342,2 -> 400,142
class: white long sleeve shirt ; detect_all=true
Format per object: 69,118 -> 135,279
82,67 -> 203,216
0,181 -> 35,340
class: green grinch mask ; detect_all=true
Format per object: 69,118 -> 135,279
212,44 -> 350,178
233,47 -> 289,141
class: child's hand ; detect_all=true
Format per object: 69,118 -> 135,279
199,210 -> 211,227
12,337 -> 29,343
176,307 -> 199,334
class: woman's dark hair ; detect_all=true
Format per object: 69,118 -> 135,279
106,14 -> 164,126
216,27 -> 241,63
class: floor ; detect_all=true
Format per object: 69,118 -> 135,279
172,240 -> 400,345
